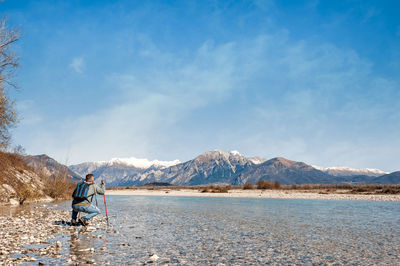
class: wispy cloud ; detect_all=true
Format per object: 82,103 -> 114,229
69,56 -> 85,74
362,7 -> 380,23
21,30 -> 399,171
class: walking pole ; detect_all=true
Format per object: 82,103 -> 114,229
102,180 -> 110,226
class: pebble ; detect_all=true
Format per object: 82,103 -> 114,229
149,254 -> 159,262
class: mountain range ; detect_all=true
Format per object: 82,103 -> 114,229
60,150 -> 399,186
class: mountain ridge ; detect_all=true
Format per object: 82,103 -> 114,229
23,154 -> 81,181
66,150 -> 398,186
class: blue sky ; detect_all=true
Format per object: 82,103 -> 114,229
1,0 -> 399,170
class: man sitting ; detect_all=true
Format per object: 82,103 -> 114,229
71,174 -> 105,226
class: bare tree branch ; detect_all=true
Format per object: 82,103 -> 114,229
0,17 -> 19,149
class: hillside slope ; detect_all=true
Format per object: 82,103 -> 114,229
24,154 -> 82,181
0,152 -> 48,205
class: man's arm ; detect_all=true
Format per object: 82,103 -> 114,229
95,183 -> 105,195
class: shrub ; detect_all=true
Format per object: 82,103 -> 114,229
273,181 -> 281,189
243,183 -> 255,190
381,187 -> 399,194
42,175 -> 76,199
200,185 -> 229,193
214,186 -> 229,193
257,180 -> 273,189
200,188 -> 209,193
16,183 -> 40,204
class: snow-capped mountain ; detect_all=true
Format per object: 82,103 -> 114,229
313,166 -> 388,177
69,157 -> 180,186
106,157 -> 181,169
118,150 -> 255,186
117,151 -> 338,186
66,151 -> 398,186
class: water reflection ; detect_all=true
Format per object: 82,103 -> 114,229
0,204 -> 30,216
68,227 -> 96,263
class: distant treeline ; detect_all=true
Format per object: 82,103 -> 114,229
108,180 -> 400,194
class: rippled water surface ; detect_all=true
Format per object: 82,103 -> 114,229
42,196 -> 400,264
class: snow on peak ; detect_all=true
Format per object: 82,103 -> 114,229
312,165 -> 325,171
313,165 -> 388,176
229,150 -> 241,156
249,157 -> 267,164
208,150 -> 245,158
109,157 -> 181,169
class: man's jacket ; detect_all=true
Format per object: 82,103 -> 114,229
72,182 -> 105,206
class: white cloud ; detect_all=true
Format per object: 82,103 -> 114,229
69,56 -> 85,74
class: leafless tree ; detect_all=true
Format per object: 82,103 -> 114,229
0,18 -> 19,150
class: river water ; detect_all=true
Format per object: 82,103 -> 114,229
8,195 -> 400,264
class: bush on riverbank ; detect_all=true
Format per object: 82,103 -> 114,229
200,185 -> 230,193
108,183 -> 400,195
243,183 -> 255,189
42,175 -> 76,199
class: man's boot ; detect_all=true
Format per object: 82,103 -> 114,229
79,217 -> 89,226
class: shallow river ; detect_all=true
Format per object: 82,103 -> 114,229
6,195 -> 400,264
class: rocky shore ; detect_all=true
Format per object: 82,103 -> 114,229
0,206 -> 66,264
0,204 -> 110,264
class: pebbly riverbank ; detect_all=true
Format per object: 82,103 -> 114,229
0,205 -> 68,264
0,204 -> 111,264
107,188 -> 400,201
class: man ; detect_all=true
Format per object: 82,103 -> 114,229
71,174 -> 105,226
